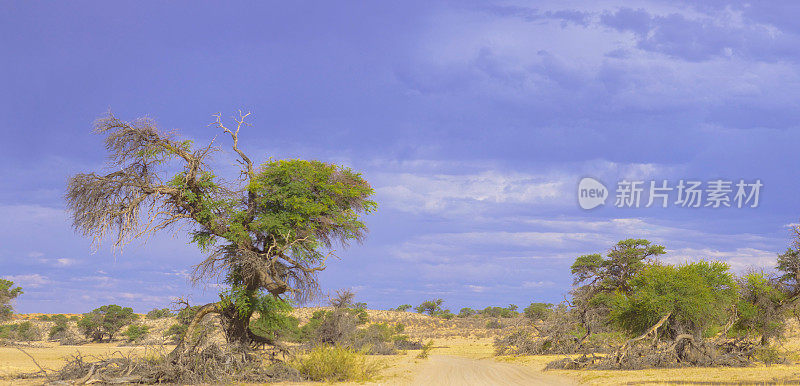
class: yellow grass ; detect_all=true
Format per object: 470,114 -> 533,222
0,342 -> 163,378
4,311 -> 800,385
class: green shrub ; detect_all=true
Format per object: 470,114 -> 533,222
394,304 -> 412,312
479,306 -> 518,318
145,308 -> 173,320
733,272 -> 786,344
248,296 -> 300,342
485,319 -> 503,329
415,299 -> 444,316
164,323 -> 187,343
0,279 -> 23,322
393,334 -> 423,350
77,304 -> 137,342
523,303 -> 554,321
37,315 -> 51,321
294,345 -> 380,382
0,321 -> 42,341
437,310 -> 455,320
605,261 -> 738,337
416,340 -> 435,359
458,307 -> 476,318
123,324 -> 150,342
49,314 -> 71,340
754,345 -> 784,365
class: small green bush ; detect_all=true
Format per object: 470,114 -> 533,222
485,319 -> 502,329
394,304 -> 412,312
523,303 -> 554,321
754,345 -> 783,365
438,311 -> 455,320
294,345 -> 380,382
0,279 -> 23,322
164,323 -> 187,343
77,304 -> 137,342
458,307 -> 476,318
49,314 -> 71,340
0,321 -> 42,341
123,324 -> 150,342
479,306 -> 518,318
393,334 -> 423,350
415,299 -> 444,316
37,315 -> 51,321
145,308 -> 173,320
416,340 -> 435,359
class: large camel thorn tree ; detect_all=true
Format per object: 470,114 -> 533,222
66,111 -> 377,349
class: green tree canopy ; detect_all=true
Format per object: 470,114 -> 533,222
65,112 -> 376,346
0,279 -> 22,321
604,261 -> 738,338
77,304 -> 138,342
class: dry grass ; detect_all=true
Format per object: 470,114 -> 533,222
0,342 -> 162,378
4,311 -> 800,385
293,307 -> 523,340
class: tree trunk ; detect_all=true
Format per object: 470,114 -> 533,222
221,304 -> 254,346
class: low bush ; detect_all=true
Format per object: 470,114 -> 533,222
754,345 -> 784,365
415,299 -> 444,316
164,305 -> 201,343
416,340 -> 434,359
485,319 -> 502,329
164,323 -> 187,343
523,303 -> 554,321
146,308 -> 173,320
294,345 -> 380,382
393,334 -> 423,350
479,305 -> 518,318
78,304 -> 137,342
49,314 -> 70,340
0,321 -> 42,341
123,324 -> 150,342
458,307 -> 476,318
394,304 -> 412,312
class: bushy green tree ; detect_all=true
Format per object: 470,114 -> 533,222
65,112 -> 376,347
604,261 -> 738,338
394,304 -> 412,312
734,272 -> 787,345
146,308 -> 173,319
49,314 -> 70,340
523,303 -> 554,321
123,324 -> 150,342
571,239 -> 666,293
458,307 -> 476,318
0,279 -> 23,321
569,239 -> 666,337
77,304 -> 137,342
479,306 -> 518,318
415,299 -> 444,316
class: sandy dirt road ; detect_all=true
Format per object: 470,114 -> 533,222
411,354 -> 577,385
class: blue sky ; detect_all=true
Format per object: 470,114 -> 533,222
2,1 -> 800,313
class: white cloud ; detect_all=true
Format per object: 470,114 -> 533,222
4,274 -> 50,288
375,170 -> 567,214
665,247 -> 778,272
56,258 -> 77,266
522,280 -> 555,289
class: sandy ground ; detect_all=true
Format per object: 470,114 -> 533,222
5,313 -> 800,384
411,354 -> 576,385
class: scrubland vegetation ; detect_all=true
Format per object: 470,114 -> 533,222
3,112 -> 800,384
